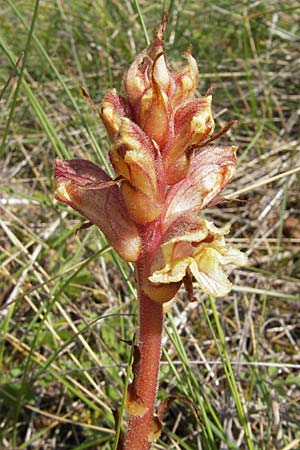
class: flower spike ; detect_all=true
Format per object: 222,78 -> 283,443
55,16 -> 246,301
55,15 -> 247,449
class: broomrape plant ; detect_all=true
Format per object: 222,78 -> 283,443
55,13 -> 247,450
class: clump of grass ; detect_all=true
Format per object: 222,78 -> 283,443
1,1 -> 300,449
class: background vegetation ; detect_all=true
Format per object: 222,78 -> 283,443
0,1 -> 299,449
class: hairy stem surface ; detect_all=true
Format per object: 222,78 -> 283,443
124,260 -> 164,450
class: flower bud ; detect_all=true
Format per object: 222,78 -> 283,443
165,96 -> 215,183
171,51 -> 199,107
139,80 -> 169,148
163,145 -> 238,229
100,89 -> 133,141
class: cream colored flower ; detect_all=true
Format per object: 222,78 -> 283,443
149,220 -> 247,297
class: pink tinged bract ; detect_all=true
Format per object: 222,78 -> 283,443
163,145 -> 238,230
167,96 -> 214,160
54,159 -> 142,262
164,96 -> 215,184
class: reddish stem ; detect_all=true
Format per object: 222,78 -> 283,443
124,260 -> 164,450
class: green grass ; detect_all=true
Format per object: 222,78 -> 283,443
1,1 -> 300,449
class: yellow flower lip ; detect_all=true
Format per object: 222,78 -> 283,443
149,219 -> 247,298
